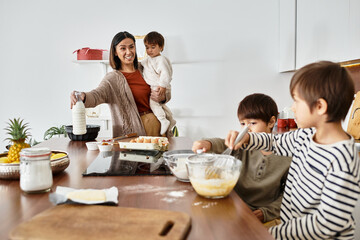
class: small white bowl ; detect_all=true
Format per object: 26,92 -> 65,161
98,143 -> 113,152
86,142 -> 99,151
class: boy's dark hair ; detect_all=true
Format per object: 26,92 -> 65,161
109,31 -> 138,70
290,61 -> 354,122
237,93 -> 278,123
144,31 -> 165,49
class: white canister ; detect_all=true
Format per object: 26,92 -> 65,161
20,148 -> 53,193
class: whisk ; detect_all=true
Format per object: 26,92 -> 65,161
205,125 -> 249,178
222,125 -> 249,155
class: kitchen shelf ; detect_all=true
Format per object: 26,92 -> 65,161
340,59 -> 360,68
72,60 -> 109,64
72,60 -> 109,74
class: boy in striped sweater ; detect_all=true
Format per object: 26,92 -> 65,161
226,61 -> 360,239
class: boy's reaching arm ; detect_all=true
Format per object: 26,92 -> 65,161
245,131 -> 295,157
192,138 -> 228,154
229,128 -> 315,157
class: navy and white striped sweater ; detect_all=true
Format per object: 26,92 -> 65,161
245,128 -> 360,239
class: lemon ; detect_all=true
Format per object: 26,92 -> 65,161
50,153 -> 67,160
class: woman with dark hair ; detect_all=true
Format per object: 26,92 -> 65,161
70,31 -> 175,137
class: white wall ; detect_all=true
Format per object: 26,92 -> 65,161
1,0 -> 300,150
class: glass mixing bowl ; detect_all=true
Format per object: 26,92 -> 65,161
163,150 -> 195,182
186,154 -> 241,199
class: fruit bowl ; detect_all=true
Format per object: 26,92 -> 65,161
0,150 -> 70,180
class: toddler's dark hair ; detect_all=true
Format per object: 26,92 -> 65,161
290,61 -> 354,122
237,93 -> 278,123
144,31 -> 165,49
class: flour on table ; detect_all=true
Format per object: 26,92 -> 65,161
117,184 -> 192,203
192,201 -> 218,208
118,184 -> 192,193
156,190 -> 188,203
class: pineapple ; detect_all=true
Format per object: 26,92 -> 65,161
5,118 -> 31,163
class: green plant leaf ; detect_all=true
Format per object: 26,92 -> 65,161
44,125 -> 68,140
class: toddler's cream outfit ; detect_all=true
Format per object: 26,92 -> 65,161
141,55 -> 175,135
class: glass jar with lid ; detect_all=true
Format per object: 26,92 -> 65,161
20,147 -> 53,193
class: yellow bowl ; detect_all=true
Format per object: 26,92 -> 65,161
186,154 -> 241,199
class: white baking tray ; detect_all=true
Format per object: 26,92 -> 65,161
119,150 -> 162,163
119,136 -> 169,151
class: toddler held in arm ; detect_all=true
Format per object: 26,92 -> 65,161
226,61 -> 360,239
192,93 -> 291,224
142,31 -> 175,135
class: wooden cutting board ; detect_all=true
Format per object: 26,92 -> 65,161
9,205 -> 191,240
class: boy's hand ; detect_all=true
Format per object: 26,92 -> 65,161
192,140 -> 212,153
253,209 -> 264,222
225,130 -> 250,150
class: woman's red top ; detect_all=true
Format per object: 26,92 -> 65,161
122,70 -> 151,113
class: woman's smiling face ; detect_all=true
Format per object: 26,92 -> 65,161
115,38 -> 136,65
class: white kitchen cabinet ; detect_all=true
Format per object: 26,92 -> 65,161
279,0 -> 296,72
279,0 -> 360,72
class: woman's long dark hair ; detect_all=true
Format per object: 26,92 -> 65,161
109,31 -> 138,70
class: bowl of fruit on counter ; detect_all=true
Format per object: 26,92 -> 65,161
0,151 -> 70,180
0,118 -> 70,180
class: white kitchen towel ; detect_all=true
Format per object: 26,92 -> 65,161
49,186 -> 118,205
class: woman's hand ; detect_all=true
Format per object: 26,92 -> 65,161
224,130 -> 249,150
150,87 -> 166,103
158,86 -> 166,96
70,91 -> 85,109
192,140 -> 212,153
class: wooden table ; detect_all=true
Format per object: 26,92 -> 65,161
0,137 -> 273,240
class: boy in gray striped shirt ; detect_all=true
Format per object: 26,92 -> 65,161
226,61 -> 360,239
